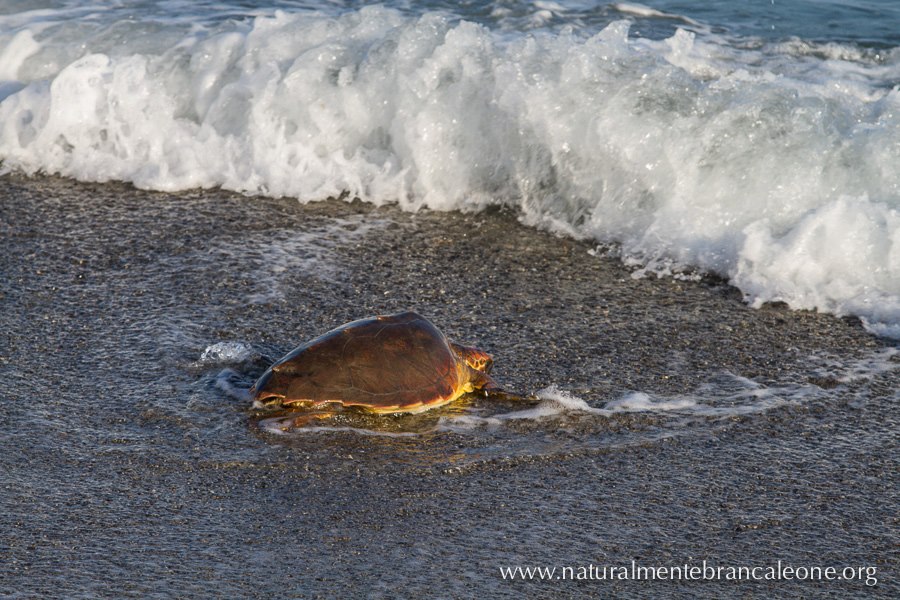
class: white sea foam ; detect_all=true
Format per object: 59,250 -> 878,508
200,341 -> 254,364
258,420 -> 422,437
808,347 -> 900,384
604,384 -> 797,418
612,2 -> 701,27
437,386 -> 607,431
525,385 -> 608,416
2,6 -> 900,335
442,347 -> 899,431
604,391 -> 698,412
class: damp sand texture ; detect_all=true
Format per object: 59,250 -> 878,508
1,175 -> 898,599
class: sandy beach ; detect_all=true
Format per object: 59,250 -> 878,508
1,174 -> 896,598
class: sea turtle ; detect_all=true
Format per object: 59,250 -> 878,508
250,311 -> 500,418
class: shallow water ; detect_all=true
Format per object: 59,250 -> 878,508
2,175 -> 897,597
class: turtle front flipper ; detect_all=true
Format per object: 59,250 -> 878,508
469,368 -> 500,393
464,365 -> 534,403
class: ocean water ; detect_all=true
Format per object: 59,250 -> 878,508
1,0 -> 900,338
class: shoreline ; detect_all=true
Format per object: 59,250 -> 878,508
1,173 -> 896,598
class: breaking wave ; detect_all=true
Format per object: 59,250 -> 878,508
2,4 -> 900,336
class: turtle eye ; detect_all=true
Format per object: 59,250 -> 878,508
467,355 -> 493,373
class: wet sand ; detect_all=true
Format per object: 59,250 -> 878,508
1,174 -> 896,598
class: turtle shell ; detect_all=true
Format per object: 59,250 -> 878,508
250,311 -> 493,414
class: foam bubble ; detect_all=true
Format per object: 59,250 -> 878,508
525,385 -> 608,416
199,341 -> 254,364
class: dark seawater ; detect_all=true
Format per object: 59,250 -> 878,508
1,175 -> 897,598
632,0 -> 900,46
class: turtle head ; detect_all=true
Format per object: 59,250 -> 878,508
450,343 -> 494,374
